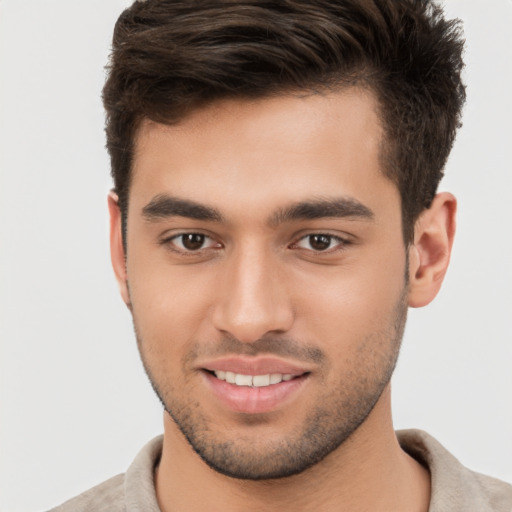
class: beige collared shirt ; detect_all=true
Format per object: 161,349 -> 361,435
49,430 -> 512,511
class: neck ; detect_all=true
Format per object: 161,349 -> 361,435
155,386 -> 430,512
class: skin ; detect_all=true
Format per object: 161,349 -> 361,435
109,88 -> 456,511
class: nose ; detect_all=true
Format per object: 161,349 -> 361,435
212,244 -> 294,343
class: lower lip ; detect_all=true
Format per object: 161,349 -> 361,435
203,371 -> 309,414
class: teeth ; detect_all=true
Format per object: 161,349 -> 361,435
235,373 -> 253,386
252,374 -> 270,387
270,373 -> 282,384
213,371 -> 295,387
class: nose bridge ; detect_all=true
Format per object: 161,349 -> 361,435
212,239 -> 293,342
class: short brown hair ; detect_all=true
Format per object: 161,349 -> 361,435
102,0 -> 466,244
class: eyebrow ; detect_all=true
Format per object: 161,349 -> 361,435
268,197 -> 374,226
142,195 -> 223,222
141,194 -> 374,225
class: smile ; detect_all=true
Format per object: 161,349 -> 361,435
203,369 -> 309,414
213,370 -> 295,387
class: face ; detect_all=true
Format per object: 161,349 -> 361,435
121,89 -> 409,479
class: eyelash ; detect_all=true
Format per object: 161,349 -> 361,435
161,232 -> 350,255
161,233 -> 221,254
292,233 -> 350,253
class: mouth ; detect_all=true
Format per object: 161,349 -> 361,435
199,358 -> 311,414
206,369 -> 302,387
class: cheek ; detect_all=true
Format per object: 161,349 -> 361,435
127,268 -> 215,394
127,252 -> 217,349
291,248 -> 407,349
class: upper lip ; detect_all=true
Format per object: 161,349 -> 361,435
199,356 -> 312,376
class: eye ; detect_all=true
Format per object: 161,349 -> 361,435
294,234 -> 347,252
168,233 -> 220,252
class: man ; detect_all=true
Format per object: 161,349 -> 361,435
50,0 -> 512,510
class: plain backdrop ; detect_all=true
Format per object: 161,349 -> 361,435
1,1 -> 511,510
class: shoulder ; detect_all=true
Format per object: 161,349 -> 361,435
47,436 -> 164,512
397,429 -> 512,512
48,473 -> 125,512
470,470 -> 512,512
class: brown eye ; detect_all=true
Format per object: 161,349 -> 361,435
181,234 -> 205,250
169,233 -> 219,252
295,234 -> 347,252
308,235 -> 332,251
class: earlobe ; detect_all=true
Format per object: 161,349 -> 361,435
107,191 -> 131,308
407,192 -> 457,308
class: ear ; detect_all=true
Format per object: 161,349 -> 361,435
108,191 -> 131,308
407,192 -> 457,308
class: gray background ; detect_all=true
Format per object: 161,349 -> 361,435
1,1 -> 511,510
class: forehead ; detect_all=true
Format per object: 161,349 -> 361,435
130,89 -> 397,222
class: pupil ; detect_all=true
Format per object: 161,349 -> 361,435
310,235 -> 331,251
182,234 -> 205,250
